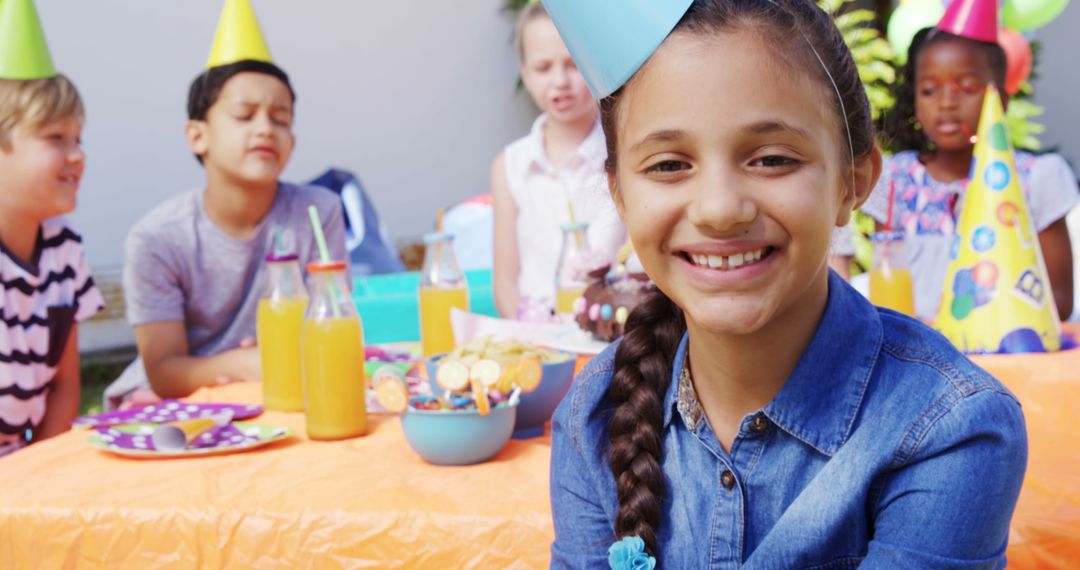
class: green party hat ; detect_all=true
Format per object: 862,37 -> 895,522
0,0 -> 57,80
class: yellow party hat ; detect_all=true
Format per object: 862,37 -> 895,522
932,87 -> 1061,354
206,0 -> 272,68
0,0 -> 57,80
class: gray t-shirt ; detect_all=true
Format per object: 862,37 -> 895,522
123,182 -> 349,356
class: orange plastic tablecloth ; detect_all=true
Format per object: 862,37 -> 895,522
0,338 -> 1078,568
0,382 -> 553,569
969,328 -> 1080,569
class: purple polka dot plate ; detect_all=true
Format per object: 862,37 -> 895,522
88,422 -> 293,458
73,401 -> 263,430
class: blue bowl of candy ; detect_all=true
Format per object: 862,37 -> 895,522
400,396 -> 518,465
426,350 -> 577,439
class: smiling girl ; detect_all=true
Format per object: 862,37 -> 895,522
544,0 -> 1027,567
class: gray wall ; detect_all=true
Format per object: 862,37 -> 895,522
37,0 -> 536,270
1032,0 -> 1079,169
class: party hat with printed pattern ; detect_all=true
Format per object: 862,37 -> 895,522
933,87 -> 1061,354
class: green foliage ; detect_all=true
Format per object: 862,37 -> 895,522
820,0 -> 897,121
818,0 -> 897,273
1007,92 -> 1047,151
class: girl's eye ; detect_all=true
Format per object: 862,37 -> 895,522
750,155 -> 799,168
646,160 -> 690,174
958,78 -> 986,94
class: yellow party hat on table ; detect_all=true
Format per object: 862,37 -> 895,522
0,0 -> 57,79
933,87 -> 1061,354
206,0 -> 272,68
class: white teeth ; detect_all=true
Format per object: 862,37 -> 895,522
690,248 -> 767,270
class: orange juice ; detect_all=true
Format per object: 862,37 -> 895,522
419,286 -> 469,357
301,317 -> 366,440
257,297 -> 307,411
870,267 -> 916,316
555,287 -> 584,315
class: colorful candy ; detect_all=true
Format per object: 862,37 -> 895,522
372,365 -> 409,413
435,360 -> 470,392
470,359 -> 502,388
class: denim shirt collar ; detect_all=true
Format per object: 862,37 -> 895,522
663,271 -> 884,456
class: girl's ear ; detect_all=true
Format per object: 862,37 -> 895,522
837,146 -> 883,226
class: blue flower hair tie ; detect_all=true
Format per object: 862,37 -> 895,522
608,536 -> 657,570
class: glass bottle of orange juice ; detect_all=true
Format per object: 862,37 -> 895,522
418,232 -> 469,357
869,231 -> 916,316
555,222 -> 591,315
257,252 -> 308,411
301,261 -> 366,440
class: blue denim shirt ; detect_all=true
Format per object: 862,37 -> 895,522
550,273 -> 1027,569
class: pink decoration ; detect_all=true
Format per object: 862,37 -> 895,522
999,29 -> 1033,96
937,0 -> 998,43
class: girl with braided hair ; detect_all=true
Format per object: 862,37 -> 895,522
543,0 -> 1027,567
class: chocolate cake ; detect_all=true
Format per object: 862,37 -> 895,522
573,264 -> 655,342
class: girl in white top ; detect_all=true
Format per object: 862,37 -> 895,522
491,4 -> 626,320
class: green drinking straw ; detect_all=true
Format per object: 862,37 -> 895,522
271,224 -> 286,256
307,206 -> 343,318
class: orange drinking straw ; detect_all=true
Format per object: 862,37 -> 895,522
436,208 -> 445,233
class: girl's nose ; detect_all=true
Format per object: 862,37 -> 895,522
688,171 -> 757,234
939,85 -> 960,110
554,64 -> 571,87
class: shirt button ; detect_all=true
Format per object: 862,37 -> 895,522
721,469 -> 736,490
749,414 -> 770,434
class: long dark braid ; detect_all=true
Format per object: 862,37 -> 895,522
598,0 -> 876,558
607,292 -> 686,554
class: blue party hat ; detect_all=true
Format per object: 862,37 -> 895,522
541,0 -> 694,98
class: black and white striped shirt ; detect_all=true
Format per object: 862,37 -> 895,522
0,217 -> 103,455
